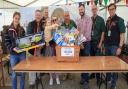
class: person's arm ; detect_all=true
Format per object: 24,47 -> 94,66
86,17 -> 92,40
4,30 -> 16,52
72,20 -> 77,28
27,22 -> 32,35
116,18 -> 126,55
98,18 -> 106,48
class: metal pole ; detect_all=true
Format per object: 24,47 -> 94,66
66,0 -> 68,4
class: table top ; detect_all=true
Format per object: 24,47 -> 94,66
13,56 -> 128,73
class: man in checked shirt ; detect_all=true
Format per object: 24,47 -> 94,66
77,3 -> 92,89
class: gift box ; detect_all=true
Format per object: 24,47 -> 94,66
56,46 -> 80,62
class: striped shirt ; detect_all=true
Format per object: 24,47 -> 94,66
77,14 -> 92,42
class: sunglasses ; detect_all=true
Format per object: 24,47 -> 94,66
52,19 -> 57,22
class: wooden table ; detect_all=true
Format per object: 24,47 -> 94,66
13,56 -> 128,73
13,56 -> 128,89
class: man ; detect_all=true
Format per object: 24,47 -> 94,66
104,3 -> 125,89
61,11 -> 77,29
61,11 -> 77,80
27,10 -> 44,89
90,5 -> 106,86
77,3 -> 92,89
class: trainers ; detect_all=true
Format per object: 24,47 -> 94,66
49,78 -> 53,85
83,82 -> 90,89
56,77 -> 60,85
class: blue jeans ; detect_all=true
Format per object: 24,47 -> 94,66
105,46 -> 118,87
10,52 -> 26,89
80,41 -> 90,83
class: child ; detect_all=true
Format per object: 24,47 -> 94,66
44,17 -> 60,85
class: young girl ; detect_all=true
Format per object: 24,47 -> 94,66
4,12 -> 26,89
44,17 -> 60,85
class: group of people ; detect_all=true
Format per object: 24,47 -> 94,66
4,3 -> 126,89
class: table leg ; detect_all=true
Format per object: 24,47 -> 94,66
99,73 -> 108,89
25,50 -> 30,67
35,73 -> 44,89
0,63 -> 5,89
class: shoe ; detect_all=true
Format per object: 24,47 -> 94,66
83,82 -> 90,89
90,73 -> 95,79
67,73 -> 73,80
49,78 -> 53,85
110,85 -> 116,89
61,74 -> 67,81
96,81 -> 100,87
80,79 -> 84,85
56,77 -> 60,85
29,84 -> 35,89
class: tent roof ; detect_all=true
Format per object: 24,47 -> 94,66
4,0 -> 89,7
2,0 -> 126,8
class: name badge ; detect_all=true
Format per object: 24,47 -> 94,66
108,30 -> 111,37
61,47 -> 74,57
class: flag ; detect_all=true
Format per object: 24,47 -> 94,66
99,0 -> 103,5
94,0 -> 99,5
104,0 -> 109,5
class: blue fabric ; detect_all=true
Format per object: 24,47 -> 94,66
105,46 -> 118,87
10,52 -> 26,89
80,41 -> 90,83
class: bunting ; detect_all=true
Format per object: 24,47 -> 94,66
104,0 -> 109,6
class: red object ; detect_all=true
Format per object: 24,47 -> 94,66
90,0 -> 94,5
126,0 -> 128,5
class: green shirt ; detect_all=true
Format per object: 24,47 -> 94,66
91,15 -> 106,42
104,14 -> 126,46
61,19 -> 77,30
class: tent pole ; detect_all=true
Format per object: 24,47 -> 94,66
66,0 -> 68,4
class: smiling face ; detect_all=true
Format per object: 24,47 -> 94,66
108,4 -> 116,17
64,12 -> 70,23
92,5 -> 98,16
35,11 -> 42,22
79,5 -> 85,17
13,14 -> 20,27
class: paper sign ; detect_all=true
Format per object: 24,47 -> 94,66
61,47 -> 74,57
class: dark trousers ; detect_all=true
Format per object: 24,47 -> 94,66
80,41 -> 90,83
90,41 -> 101,83
105,45 -> 118,87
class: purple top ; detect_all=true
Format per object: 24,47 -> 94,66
77,14 -> 92,42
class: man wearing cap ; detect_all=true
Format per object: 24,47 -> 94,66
90,5 -> 106,86
77,3 -> 92,89
104,3 -> 125,89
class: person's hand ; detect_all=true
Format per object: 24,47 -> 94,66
52,24 -> 59,28
80,43 -> 84,49
75,29 -> 79,35
13,47 -> 17,52
97,42 -> 102,49
116,48 -> 122,56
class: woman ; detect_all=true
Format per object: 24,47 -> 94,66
44,17 -> 60,85
4,12 -> 26,89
